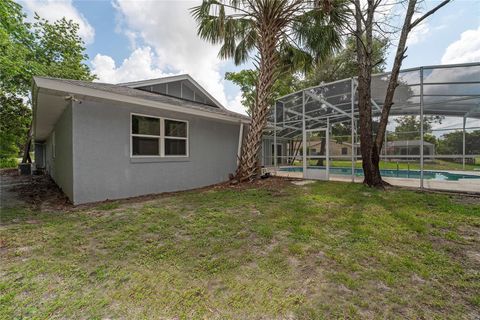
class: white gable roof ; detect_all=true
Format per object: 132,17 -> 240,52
119,74 -> 226,110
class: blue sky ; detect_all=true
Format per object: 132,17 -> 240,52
19,0 -> 480,115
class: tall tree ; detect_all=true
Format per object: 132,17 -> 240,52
0,94 -> 31,167
225,69 -> 300,115
227,35 -> 388,168
437,130 -> 480,156
0,0 -> 95,165
350,0 -> 451,187
192,0 -> 347,181
302,35 -> 388,86
226,35 -> 388,115
393,115 -> 442,140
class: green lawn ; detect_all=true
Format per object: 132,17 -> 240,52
1,180 -> 479,319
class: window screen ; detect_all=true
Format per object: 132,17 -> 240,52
165,120 -> 187,137
132,115 -> 160,135
165,119 -> 188,156
165,139 -> 187,156
132,137 -> 160,156
131,115 -> 161,156
131,115 -> 188,157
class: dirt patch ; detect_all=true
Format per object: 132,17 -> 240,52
291,180 -> 316,186
458,225 -> 480,242
451,194 -> 480,206
0,169 -> 20,177
2,170 -> 298,213
1,169 -> 71,211
213,176 -> 298,192
103,176 -> 296,207
456,226 -> 480,268
465,251 -> 480,264
82,176 -> 297,210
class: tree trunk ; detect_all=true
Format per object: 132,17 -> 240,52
315,137 -> 326,166
290,140 -> 302,165
352,0 -> 449,187
236,30 -> 278,181
357,70 -> 383,186
21,122 -> 33,164
354,0 -> 384,187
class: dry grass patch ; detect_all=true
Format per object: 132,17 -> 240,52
1,179 -> 479,319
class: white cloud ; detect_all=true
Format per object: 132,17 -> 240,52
407,13 -> 430,46
107,0 -> 244,113
441,26 -> 480,64
227,92 -> 248,115
91,47 -> 172,83
124,30 -> 138,50
21,0 -> 95,44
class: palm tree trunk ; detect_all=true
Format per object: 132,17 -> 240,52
236,31 -> 278,181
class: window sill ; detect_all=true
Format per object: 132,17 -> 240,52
130,157 -> 190,164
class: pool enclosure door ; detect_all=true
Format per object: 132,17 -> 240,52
271,143 -> 282,165
304,128 -> 329,180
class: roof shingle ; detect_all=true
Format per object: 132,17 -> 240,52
36,77 -> 250,122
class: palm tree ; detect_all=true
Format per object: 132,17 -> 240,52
192,0 -> 347,181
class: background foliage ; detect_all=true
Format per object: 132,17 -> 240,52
0,0 -> 95,167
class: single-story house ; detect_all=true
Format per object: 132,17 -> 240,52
33,74 -> 249,205
306,139 -> 353,157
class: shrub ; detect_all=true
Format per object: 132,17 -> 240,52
0,157 -> 18,168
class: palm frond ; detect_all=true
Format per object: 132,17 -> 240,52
278,42 -> 314,74
291,0 -> 348,63
191,1 -> 255,65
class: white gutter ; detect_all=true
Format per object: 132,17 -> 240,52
33,77 -> 250,125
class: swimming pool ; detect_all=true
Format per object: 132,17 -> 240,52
279,166 -> 480,181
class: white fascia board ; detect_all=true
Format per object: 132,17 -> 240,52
33,77 -> 249,124
119,74 -> 227,111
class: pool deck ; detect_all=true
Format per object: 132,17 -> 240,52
271,168 -> 480,194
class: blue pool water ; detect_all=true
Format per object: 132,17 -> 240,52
279,166 -> 480,181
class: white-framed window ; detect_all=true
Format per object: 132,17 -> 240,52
131,114 -> 161,156
164,119 -> 188,156
130,113 -> 188,157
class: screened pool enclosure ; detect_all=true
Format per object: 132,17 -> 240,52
263,62 -> 480,193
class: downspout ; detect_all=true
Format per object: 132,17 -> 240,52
71,97 -> 75,204
237,122 -> 244,167
462,115 -> 466,170
274,103 -> 277,168
420,67 -> 424,189
302,90 -> 307,178
351,78 -> 355,182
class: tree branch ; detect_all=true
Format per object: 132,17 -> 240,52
409,0 -> 451,30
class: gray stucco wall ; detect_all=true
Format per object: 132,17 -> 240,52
71,98 -> 241,204
44,103 -> 74,200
